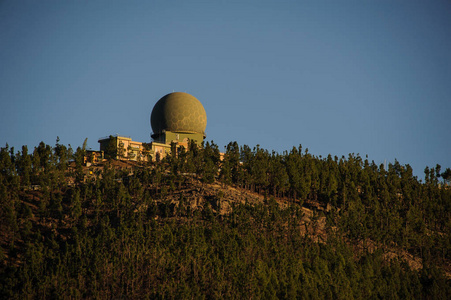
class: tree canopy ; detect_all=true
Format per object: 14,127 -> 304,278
0,140 -> 450,299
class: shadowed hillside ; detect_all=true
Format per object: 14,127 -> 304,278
0,141 -> 450,299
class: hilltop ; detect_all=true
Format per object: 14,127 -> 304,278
0,141 -> 450,298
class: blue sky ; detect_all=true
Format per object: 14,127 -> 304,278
1,0 -> 450,178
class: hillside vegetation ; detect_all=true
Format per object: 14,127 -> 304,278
0,140 -> 450,299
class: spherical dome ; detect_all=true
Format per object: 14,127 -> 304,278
151,92 -> 207,136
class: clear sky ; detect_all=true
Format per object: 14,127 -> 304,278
1,0 -> 450,178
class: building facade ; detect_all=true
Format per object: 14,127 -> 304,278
98,135 -> 148,161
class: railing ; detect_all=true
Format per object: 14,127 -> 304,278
98,134 -> 131,141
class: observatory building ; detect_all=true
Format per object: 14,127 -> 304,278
151,92 -> 207,146
98,92 -> 207,162
147,92 -> 207,161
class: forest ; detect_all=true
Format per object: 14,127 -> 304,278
0,139 -> 450,299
